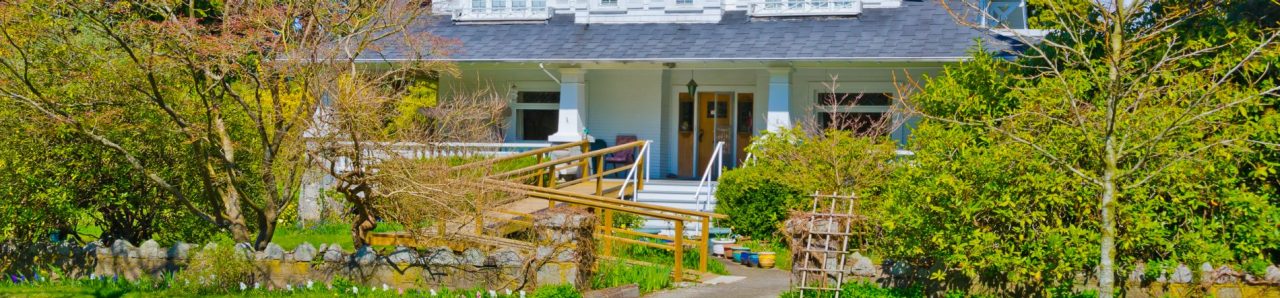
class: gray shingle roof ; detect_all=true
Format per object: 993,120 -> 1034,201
370,0 -> 1010,62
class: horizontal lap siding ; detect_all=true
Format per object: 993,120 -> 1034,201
585,70 -> 665,176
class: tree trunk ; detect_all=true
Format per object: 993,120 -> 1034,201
351,203 -> 377,248
1099,145 -> 1119,297
254,211 -> 278,250
222,188 -> 252,244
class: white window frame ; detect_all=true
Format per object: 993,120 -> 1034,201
509,83 -> 561,142
808,82 -> 898,133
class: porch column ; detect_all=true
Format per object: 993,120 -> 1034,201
548,68 -> 588,142
766,67 -> 792,132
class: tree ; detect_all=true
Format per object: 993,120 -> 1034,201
0,0 -> 440,249
906,1 -> 1280,296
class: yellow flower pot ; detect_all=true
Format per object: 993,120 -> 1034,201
758,251 -> 776,269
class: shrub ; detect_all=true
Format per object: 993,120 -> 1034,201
714,166 -> 805,241
174,244 -> 260,294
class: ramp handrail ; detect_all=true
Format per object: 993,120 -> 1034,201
693,141 -> 725,212
617,140 -> 652,200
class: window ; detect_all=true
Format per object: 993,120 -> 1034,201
983,0 -> 1027,29
601,0 -> 617,6
676,0 -> 693,5
815,92 -> 892,135
514,91 -> 559,141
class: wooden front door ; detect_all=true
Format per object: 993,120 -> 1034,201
697,92 -> 733,173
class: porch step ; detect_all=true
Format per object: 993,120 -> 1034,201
633,180 -> 719,230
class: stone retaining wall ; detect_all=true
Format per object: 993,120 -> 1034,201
2,208 -> 596,291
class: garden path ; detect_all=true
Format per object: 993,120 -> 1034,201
645,258 -> 791,298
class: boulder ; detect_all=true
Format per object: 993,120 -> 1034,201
1200,262 -> 1215,283
234,243 -> 255,259
110,240 -> 137,258
261,243 -> 286,260
1128,263 -> 1146,282
486,248 -> 523,267
1214,266 -> 1239,284
1170,264 -> 1193,283
850,253 -> 876,277
1265,265 -> 1280,283
387,246 -> 419,264
462,248 -> 486,267
423,247 -> 458,265
83,242 -> 104,257
167,242 -> 193,260
139,240 -> 163,259
352,246 -> 378,265
292,242 -> 317,262
323,244 -> 345,263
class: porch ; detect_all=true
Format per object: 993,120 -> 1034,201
439,63 -> 935,179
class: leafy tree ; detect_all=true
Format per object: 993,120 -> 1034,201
0,0 -> 441,249
904,1 -> 1280,296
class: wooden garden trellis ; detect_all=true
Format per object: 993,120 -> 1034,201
792,191 -> 867,298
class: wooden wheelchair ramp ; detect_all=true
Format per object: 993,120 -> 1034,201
368,139 -> 725,282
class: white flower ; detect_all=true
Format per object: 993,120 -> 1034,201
489,290 -> 497,297
254,282 -> 260,289
306,280 -> 314,289
352,286 -> 358,294
286,284 -> 293,291
239,282 -> 247,291
506,289 -> 512,295
382,283 -> 389,291
430,289 -> 438,296
520,290 -> 527,298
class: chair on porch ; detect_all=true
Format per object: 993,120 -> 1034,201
603,134 -> 638,177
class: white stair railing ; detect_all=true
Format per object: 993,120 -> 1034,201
693,141 -> 725,212
617,140 -> 652,201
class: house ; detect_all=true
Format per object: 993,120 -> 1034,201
366,0 -> 1028,178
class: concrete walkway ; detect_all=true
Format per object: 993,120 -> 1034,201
646,258 -> 791,298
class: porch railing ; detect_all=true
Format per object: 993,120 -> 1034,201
693,141 -> 724,212
617,140 -> 652,201
747,0 -> 861,16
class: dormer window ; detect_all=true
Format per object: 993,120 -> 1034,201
601,0 -> 618,6
455,0 -> 552,21
981,0 -> 1027,29
749,0 -> 861,17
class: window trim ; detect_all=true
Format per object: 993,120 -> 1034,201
508,84 -> 561,142
808,82 -> 899,133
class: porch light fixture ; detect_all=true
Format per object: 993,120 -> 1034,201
686,78 -> 698,98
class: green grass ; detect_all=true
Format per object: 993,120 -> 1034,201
609,239 -> 729,275
589,237 -> 730,294
737,239 -> 792,270
592,259 -> 672,294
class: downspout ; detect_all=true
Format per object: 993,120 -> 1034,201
539,63 -> 561,84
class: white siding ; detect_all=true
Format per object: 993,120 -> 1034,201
585,70 -> 666,175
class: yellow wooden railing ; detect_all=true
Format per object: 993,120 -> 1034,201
381,139 -> 726,282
